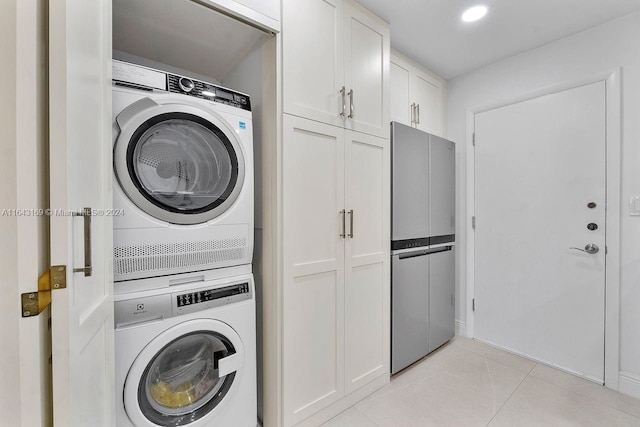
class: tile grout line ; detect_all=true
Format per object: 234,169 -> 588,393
528,372 -> 640,420
484,362 -> 539,426
354,405 -> 382,427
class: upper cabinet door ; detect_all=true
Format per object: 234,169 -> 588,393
390,56 -> 411,126
344,0 -> 390,139
412,69 -> 445,136
49,0 -> 115,426
282,0 -> 345,128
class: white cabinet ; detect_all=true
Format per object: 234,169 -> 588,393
203,0 -> 280,31
283,0 -> 390,139
282,114 -> 390,426
390,50 -> 447,137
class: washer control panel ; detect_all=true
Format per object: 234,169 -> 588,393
115,280 -> 252,328
176,282 -> 250,308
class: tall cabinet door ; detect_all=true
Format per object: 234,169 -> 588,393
412,69 -> 444,136
282,115 -> 345,426
344,130 -> 390,394
344,0 -> 390,139
282,0 -> 344,127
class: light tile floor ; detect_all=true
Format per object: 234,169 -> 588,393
322,337 -> 640,426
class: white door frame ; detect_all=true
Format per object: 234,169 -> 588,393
465,68 -> 622,390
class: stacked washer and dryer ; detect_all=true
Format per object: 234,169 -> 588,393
111,60 -> 257,427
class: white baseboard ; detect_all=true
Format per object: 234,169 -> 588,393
619,371 -> 640,399
455,320 -> 467,337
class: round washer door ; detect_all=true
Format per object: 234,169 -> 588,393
124,319 -> 245,427
114,98 -> 246,225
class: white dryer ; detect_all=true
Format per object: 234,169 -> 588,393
112,60 -> 253,285
115,274 -> 257,427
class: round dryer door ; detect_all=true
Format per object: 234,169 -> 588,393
124,319 -> 244,427
114,98 -> 246,225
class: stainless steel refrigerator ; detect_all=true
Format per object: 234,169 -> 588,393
391,122 -> 455,375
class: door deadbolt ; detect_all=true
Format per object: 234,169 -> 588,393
587,223 -> 598,231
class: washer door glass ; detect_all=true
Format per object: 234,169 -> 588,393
138,331 -> 236,426
128,113 -> 239,216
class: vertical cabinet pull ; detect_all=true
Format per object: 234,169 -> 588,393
340,209 -> 346,238
339,86 -> 346,118
72,207 -> 92,277
411,103 -> 416,125
348,210 -> 354,238
348,89 -> 354,119
416,103 -> 420,124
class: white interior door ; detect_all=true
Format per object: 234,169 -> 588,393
49,1 -> 115,425
474,81 -> 606,382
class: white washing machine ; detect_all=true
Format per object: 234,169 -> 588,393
115,273 -> 257,427
112,60 -> 253,285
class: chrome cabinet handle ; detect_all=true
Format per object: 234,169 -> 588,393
570,243 -> 599,254
340,210 -> 346,238
416,103 -> 420,124
410,103 -> 415,125
348,210 -> 354,238
348,89 -> 354,119
339,86 -> 346,118
72,207 -> 92,276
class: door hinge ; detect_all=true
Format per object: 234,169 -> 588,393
472,298 -> 476,312
472,216 -> 476,230
21,265 -> 66,318
472,133 -> 476,146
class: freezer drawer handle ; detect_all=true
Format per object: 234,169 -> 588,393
398,246 -> 452,259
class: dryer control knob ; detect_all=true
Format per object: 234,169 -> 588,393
178,77 -> 195,93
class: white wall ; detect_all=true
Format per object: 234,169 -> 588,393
448,11 -> 640,396
222,37 -> 270,422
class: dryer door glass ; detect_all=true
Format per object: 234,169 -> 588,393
128,114 -> 239,215
137,331 -> 237,426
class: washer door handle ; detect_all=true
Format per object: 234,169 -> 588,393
217,351 -> 243,377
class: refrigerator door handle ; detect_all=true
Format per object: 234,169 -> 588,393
397,246 -> 452,259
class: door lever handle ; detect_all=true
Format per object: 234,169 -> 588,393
569,243 -> 599,254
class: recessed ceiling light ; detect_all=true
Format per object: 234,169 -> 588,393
461,5 -> 488,23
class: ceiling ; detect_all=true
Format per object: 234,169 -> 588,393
357,0 -> 640,79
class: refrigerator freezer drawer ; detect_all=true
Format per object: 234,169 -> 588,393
429,246 -> 455,352
391,249 -> 429,374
